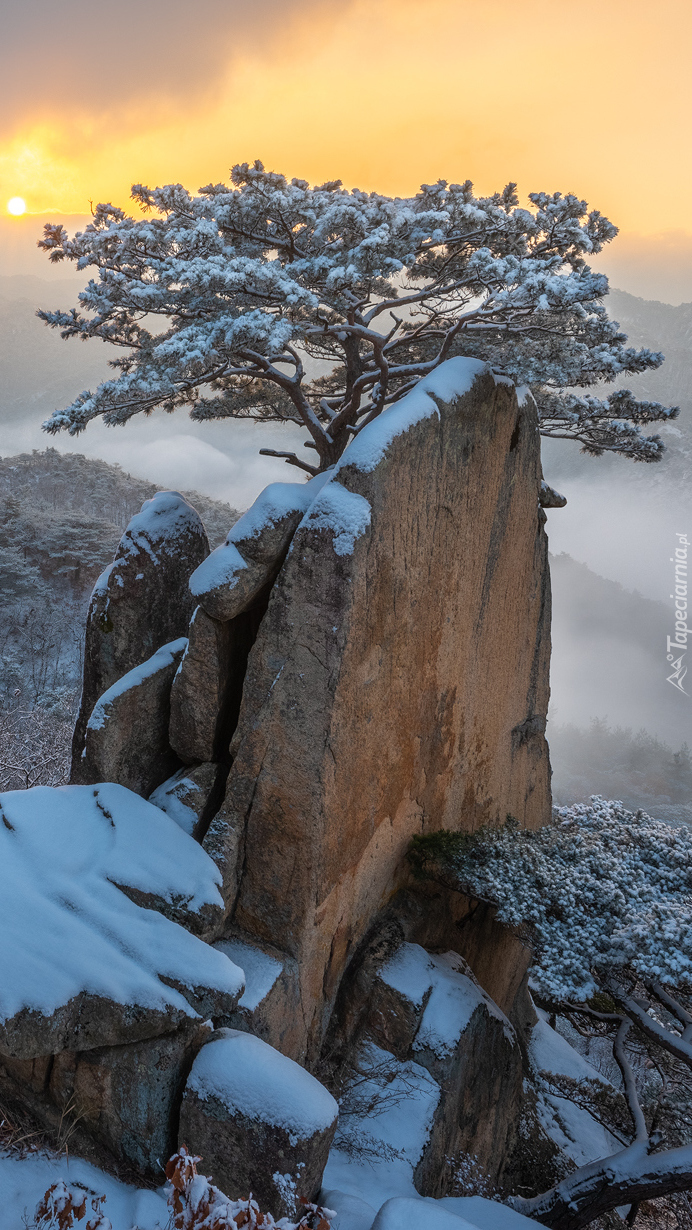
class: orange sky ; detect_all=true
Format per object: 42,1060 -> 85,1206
2,0 -> 692,298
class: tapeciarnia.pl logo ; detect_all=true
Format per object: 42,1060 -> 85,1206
667,532 -> 689,694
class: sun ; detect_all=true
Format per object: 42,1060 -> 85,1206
7,197 -> 27,216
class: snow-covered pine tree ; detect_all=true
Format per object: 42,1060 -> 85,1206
409,799 -> 692,1230
38,161 -> 677,474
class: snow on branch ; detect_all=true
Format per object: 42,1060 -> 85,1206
37,161 -> 676,472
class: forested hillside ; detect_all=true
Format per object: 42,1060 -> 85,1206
0,450 -> 238,790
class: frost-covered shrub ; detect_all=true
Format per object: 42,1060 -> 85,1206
27,1150 -> 333,1230
409,798 -> 692,1001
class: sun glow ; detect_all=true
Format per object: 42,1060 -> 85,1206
7,196 -> 26,216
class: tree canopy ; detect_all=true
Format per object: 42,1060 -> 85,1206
38,161 -> 677,474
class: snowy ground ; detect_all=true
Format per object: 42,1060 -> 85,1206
1,1014 -> 614,1228
0,1150 -> 168,1229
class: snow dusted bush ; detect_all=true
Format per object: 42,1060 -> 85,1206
410,798 -> 692,1003
38,162 -> 675,474
410,801 -> 692,1229
30,1181 -> 111,1230
28,1149 -> 334,1230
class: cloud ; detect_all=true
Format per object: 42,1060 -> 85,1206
0,401 -> 308,513
0,0 -> 343,137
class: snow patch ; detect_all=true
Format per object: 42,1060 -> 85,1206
302,482 -> 372,556
323,1042 -> 440,1212
372,1196 -> 476,1229
0,783 -> 243,1024
438,1196 -> 541,1230
148,768 -> 203,836
0,1150 -> 168,1230
214,938 -> 283,1011
186,1029 -> 338,1142
515,386 -> 535,408
378,942 -> 434,1007
529,1019 -> 621,1168
529,1018 -> 610,1084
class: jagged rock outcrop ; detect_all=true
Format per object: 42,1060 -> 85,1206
204,358 -> 552,1060
74,638 -> 187,796
71,491 -> 210,777
1,358 -> 559,1203
179,1029 -> 338,1218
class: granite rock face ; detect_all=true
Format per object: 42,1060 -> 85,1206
207,359 -> 552,1060
169,608 -> 235,764
74,638 -> 187,796
72,491 -> 209,777
179,1029 -> 338,1218
49,1021 -> 211,1175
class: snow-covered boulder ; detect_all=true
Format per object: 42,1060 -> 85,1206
179,1029 -> 338,1218
74,637 -> 187,797
0,782 -> 243,1059
206,360 -> 551,1060
328,942 -> 521,1199
189,476 -> 329,622
72,491 -> 210,777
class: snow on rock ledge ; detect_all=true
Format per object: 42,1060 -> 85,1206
76,638 -> 187,798
179,1028 -> 338,1219
0,783 -> 244,1058
189,474 -> 330,621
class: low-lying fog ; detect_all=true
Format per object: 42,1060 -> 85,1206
1,276 -> 689,817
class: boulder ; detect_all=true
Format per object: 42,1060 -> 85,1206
402,948 -> 521,1191
72,491 -> 210,775
74,638 -> 186,796
168,608 -> 236,764
50,1021 -> 211,1176
189,476 -> 328,623
0,783 -> 243,1059
207,358 -> 552,1060
179,1029 -> 338,1219
149,762 -> 221,837
212,933 -> 302,1049
328,941 -> 522,1196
